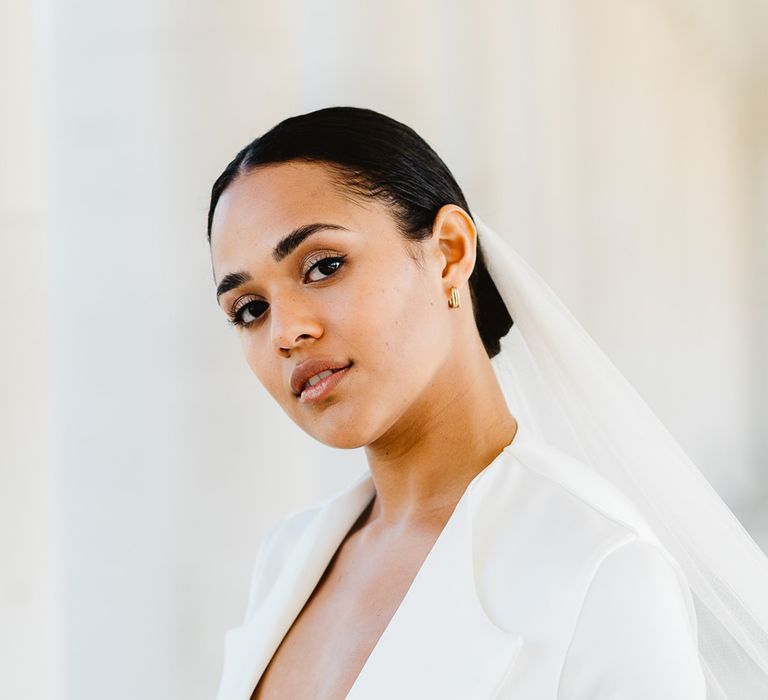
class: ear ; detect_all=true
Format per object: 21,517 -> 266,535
431,204 -> 477,291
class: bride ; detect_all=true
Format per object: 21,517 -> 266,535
207,107 -> 768,699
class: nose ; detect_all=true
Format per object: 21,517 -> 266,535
269,294 -> 323,355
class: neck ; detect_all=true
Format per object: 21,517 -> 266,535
362,339 -> 518,532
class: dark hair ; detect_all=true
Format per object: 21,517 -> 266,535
207,106 -> 513,358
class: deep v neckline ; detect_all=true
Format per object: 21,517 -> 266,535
251,484 -> 470,700
345,437 -> 522,697
341,485 -> 473,696
243,433 -> 524,700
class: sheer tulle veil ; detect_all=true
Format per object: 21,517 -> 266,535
475,216 -> 768,699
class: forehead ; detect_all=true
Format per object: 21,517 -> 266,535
210,162 -> 364,262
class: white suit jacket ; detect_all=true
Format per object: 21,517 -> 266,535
216,420 -> 707,699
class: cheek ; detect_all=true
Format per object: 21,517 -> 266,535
349,274 -> 445,383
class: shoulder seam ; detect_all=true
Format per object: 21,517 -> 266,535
509,448 -> 649,541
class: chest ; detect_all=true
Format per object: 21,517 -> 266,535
250,529 -> 439,700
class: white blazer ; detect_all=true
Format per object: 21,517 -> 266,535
216,420 -> 708,699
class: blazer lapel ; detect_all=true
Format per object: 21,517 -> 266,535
217,471 -> 376,700
219,454 -> 525,700
344,471 -> 524,699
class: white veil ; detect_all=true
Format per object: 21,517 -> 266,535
476,216 -> 768,699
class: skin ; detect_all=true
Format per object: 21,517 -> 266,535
210,160 -> 518,537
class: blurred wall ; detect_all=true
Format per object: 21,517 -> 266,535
1,1 -> 766,698
1,1 -> 53,698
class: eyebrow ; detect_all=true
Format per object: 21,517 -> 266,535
216,222 -> 350,303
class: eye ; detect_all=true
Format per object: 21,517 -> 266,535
304,254 -> 346,283
229,298 -> 268,328
227,254 -> 347,330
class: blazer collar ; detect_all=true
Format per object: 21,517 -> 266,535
219,441 -> 524,700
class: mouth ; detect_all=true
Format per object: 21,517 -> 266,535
298,363 -> 352,404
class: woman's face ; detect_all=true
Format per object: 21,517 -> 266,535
209,161 -> 459,449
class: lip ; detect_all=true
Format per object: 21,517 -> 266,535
290,358 -> 353,396
297,364 -> 352,404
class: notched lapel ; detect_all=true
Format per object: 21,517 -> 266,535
218,448 -> 526,700
216,472 -> 376,700
345,478 -> 525,700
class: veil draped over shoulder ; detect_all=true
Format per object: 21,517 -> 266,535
476,216 -> 768,699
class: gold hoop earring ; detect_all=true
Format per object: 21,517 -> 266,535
448,286 -> 461,309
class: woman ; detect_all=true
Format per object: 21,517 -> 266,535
207,107 -> 768,699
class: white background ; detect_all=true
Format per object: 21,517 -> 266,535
2,1 -> 767,698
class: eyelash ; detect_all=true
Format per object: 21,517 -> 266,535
228,254 -> 347,329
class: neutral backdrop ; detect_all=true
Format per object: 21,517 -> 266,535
2,1 -> 767,698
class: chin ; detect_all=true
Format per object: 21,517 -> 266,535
297,407 -> 380,450
308,422 -> 372,450
317,434 -> 369,450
